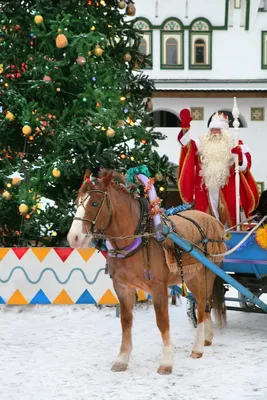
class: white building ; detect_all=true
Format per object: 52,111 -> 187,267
134,0 -> 267,193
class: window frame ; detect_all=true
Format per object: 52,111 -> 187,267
189,31 -> 212,70
261,31 -> 267,69
194,39 -> 206,64
160,31 -> 184,70
133,19 -> 153,70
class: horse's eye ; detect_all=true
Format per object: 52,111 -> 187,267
92,201 -> 98,207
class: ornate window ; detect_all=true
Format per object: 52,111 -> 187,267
258,0 -> 266,11
251,108 -> 265,121
191,107 -> 204,121
189,19 -> 212,70
262,31 -> 267,69
194,39 -> 206,64
133,19 -> 152,69
191,20 -> 210,31
161,19 -> 184,69
139,38 -> 147,55
166,38 -> 178,64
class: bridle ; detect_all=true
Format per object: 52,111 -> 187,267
73,189 -> 112,233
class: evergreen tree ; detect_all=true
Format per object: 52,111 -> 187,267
0,0 -> 175,247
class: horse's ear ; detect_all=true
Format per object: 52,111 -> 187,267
102,171 -> 113,187
83,169 -> 91,181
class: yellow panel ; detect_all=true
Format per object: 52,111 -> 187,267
31,248 -> 51,262
0,248 -> 10,261
77,248 -> 96,262
7,289 -> 28,305
53,289 -> 74,305
137,289 -> 147,301
98,289 -> 119,305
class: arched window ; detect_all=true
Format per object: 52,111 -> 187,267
194,39 -> 205,64
207,110 -> 245,128
166,38 -> 178,65
148,111 -> 181,128
139,38 -> 147,55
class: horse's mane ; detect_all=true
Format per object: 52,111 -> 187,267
99,168 -> 139,192
99,168 -> 126,185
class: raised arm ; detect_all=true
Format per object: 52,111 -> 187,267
177,109 -> 193,147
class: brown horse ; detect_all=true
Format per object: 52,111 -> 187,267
67,169 -> 227,375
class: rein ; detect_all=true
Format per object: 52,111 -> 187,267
74,185 -> 151,259
74,189 -> 112,232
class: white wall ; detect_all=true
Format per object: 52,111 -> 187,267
134,0 -> 226,27
152,97 -> 267,188
134,0 -> 267,81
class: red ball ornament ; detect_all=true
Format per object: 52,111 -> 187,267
76,56 -> 86,66
43,75 -> 52,83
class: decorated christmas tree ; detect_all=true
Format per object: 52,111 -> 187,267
0,0 -> 175,247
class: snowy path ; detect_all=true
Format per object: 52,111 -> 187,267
0,301 -> 267,400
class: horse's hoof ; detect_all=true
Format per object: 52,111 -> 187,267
157,365 -> 172,375
111,362 -> 128,372
204,340 -> 212,346
190,351 -> 203,359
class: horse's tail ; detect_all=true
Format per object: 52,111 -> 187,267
212,274 -> 227,328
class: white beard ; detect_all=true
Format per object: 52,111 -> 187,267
198,130 -> 235,191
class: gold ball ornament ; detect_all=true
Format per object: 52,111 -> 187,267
126,1 -> 136,16
123,53 -> 132,62
56,33 -> 68,49
2,191 -> 11,200
22,125 -> 32,136
106,128 -> 115,138
19,204 -> 29,215
155,172 -> 163,182
93,45 -> 104,57
118,1 -> 126,9
12,177 -> 21,186
52,168 -> 61,178
6,111 -> 15,121
116,120 -> 125,127
34,15 -> 43,25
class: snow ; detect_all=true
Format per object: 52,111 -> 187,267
1,299 -> 267,400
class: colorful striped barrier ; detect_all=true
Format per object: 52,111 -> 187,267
0,248 -> 150,305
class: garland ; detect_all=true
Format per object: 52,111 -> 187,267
255,225 -> 267,250
162,203 -> 192,216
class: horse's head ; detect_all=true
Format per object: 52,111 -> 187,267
67,169 -> 113,248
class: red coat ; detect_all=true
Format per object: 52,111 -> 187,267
177,131 -> 259,227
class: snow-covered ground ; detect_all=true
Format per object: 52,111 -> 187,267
0,299 -> 267,400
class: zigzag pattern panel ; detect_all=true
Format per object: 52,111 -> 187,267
0,248 -> 151,305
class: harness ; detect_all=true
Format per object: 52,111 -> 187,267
107,197 -> 150,258
74,189 -> 151,259
74,189 -> 112,231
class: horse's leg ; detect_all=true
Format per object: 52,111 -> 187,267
186,268 -> 215,358
204,310 -> 213,346
111,281 -> 135,372
152,284 -> 173,375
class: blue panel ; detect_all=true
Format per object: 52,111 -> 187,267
0,296 -> 5,304
76,290 -> 96,304
224,231 -> 267,262
30,289 -> 51,304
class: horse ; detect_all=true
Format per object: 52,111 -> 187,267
67,169 -> 227,375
